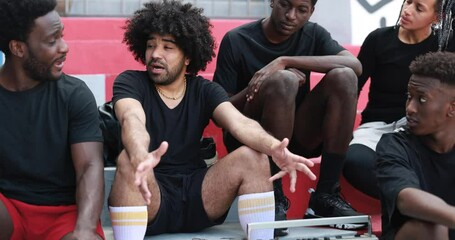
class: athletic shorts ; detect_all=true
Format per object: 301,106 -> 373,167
145,168 -> 229,235
0,192 -> 105,240
349,117 -> 407,150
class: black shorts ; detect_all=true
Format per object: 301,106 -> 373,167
145,168 -> 229,235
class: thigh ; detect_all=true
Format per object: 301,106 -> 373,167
201,146 -> 268,219
183,168 -> 228,232
0,193 -> 18,240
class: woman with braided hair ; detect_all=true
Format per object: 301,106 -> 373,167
343,0 -> 454,199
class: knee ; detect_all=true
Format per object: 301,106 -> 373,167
115,151 -> 134,177
344,144 -> 376,169
398,219 -> 449,240
261,70 -> 300,101
324,67 -> 357,98
236,146 -> 270,175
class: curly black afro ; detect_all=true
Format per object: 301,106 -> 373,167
410,51 -> 455,86
0,0 -> 57,56
123,0 -> 216,75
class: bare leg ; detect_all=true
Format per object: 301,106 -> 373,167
294,68 -> 363,224
395,219 -> 449,240
108,150 -> 161,221
241,70 -> 301,141
294,67 -> 357,156
294,67 -> 357,191
201,146 -> 272,220
0,199 -> 13,240
227,70 -> 303,236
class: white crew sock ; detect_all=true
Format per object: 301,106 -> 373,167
238,191 -> 275,240
109,206 -> 148,240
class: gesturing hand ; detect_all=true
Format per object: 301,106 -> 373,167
269,138 -> 317,192
135,141 -> 168,204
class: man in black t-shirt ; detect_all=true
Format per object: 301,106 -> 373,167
213,0 -> 364,231
107,1 -> 316,240
376,51 -> 455,240
0,0 -> 105,239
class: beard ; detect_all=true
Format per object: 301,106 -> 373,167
147,57 -> 186,86
22,49 -> 59,82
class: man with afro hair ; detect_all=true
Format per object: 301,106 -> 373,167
0,0 -> 105,239
107,1 -> 316,239
376,51 -> 455,240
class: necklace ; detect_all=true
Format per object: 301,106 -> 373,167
156,77 -> 186,100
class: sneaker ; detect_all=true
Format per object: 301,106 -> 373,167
304,188 -> 367,230
274,186 -> 290,237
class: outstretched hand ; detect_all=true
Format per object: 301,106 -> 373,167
135,141 -> 168,204
269,138 -> 316,192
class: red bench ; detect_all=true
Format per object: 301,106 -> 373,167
62,17 -> 380,235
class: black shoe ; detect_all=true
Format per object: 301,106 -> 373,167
304,188 -> 367,230
274,187 -> 290,237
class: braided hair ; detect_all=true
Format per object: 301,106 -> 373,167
395,0 -> 455,50
438,0 -> 455,50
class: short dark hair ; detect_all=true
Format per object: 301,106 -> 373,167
0,0 -> 57,56
271,0 -> 318,7
123,0 -> 215,75
410,51 -> 455,86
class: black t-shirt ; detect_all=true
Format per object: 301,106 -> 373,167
358,27 -> 454,124
0,74 -> 103,205
376,129 -> 455,240
113,71 -> 229,175
213,19 -> 345,100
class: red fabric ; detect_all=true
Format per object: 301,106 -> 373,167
0,193 -> 105,240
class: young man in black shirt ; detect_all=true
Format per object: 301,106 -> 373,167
377,51 -> 455,240
214,0 -> 364,232
107,1 -> 316,240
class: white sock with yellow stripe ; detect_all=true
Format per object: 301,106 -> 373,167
109,205 -> 148,240
238,191 -> 274,240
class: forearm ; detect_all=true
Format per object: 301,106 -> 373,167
121,114 -> 150,166
397,188 -> 455,228
75,161 -> 104,233
230,116 -> 279,155
280,54 -> 362,76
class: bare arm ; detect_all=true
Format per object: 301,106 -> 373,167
114,98 -> 168,204
115,98 -> 150,168
397,188 -> 455,229
71,142 -> 104,239
213,102 -> 316,191
279,50 -> 362,76
247,50 -> 362,100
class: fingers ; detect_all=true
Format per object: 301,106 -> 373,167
154,141 -> 168,158
287,68 -> 306,86
139,181 -> 151,205
296,163 -> 317,180
289,171 -> 297,193
269,171 -> 287,182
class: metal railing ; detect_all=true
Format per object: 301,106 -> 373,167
57,0 -> 271,18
